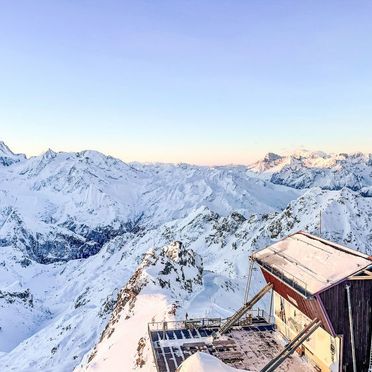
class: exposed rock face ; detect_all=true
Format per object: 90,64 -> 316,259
0,141 -> 26,166
158,241 -> 203,293
0,288 -> 33,307
264,152 -> 283,163
262,152 -> 284,169
83,242 -> 203,369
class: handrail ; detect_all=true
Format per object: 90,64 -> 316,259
148,309 -> 274,333
148,317 -> 222,332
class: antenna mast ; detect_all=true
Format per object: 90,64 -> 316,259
319,210 -> 322,237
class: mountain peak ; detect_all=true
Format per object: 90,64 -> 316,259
43,148 -> 57,160
0,140 -> 15,156
263,152 -> 283,163
289,149 -> 329,159
0,140 -> 26,166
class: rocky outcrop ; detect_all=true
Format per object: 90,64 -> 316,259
85,241 -> 203,365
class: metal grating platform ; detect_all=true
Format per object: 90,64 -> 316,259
148,313 -> 316,372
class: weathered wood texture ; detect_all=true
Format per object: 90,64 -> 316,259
319,279 -> 372,372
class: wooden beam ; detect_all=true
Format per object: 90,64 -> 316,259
348,275 -> 372,281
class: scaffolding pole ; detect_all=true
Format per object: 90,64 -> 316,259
269,288 -> 274,322
346,284 -> 357,372
244,257 -> 254,304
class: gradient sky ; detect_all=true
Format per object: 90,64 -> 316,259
0,0 -> 371,165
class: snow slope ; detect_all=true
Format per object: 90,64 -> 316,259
78,242 -> 203,371
0,142 -> 370,371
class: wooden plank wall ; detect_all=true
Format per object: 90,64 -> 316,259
319,279 -> 372,372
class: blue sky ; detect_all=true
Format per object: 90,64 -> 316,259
1,0 -> 371,164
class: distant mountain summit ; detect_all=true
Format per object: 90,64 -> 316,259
250,149 -> 372,193
0,140 -> 26,166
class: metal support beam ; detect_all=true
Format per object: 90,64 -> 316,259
269,288 -> 274,322
261,318 -> 321,372
244,258 -> 254,304
346,284 -> 357,372
218,282 -> 273,336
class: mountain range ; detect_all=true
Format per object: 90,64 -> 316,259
0,141 -> 370,371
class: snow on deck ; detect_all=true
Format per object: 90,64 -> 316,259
149,320 -> 315,372
177,352 -> 245,372
253,231 -> 372,294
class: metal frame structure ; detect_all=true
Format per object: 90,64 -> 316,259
218,283 -> 273,335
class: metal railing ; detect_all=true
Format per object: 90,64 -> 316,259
148,317 -> 222,333
148,311 -> 276,372
148,308 -> 274,335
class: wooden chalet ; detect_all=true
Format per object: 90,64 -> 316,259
252,231 -> 372,372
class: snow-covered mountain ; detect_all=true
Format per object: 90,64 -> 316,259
249,149 -> 372,194
0,141 -> 26,166
0,146 -> 299,263
0,142 -> 370,371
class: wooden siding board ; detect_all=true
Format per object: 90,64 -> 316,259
319,279 -> 372,372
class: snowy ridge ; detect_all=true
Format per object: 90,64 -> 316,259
250,150 -> 372,192
0,146 -> 299,262
78,242 -> 203,371
0,142 -> 370,371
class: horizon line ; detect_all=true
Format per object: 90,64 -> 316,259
1,139 -> 371,168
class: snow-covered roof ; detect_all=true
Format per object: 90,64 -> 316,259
253,231 -> 372,295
